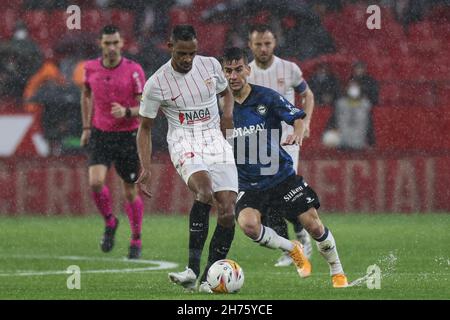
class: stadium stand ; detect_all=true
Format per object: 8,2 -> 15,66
0,0 -> 449,158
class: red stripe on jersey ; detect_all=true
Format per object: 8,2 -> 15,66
171,73 -> 187,107
195,64 -> 212,96
208,58 -> 215,73
156,75 -> 166,100
163,72 -> 178,107
184,77 -> 196,105
191,73 -> 204,102
276,61 -> 281,92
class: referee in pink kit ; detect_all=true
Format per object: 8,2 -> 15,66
80,25 -> 146,259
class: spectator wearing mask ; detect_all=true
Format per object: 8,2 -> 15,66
323,80 -> 375,150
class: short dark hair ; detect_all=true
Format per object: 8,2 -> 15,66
101,25 -> 120,36
248,24 -> 274,37
171,25 -> 197,42
222,47 -> 248,65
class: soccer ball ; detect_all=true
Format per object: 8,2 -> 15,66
206,259 -> 244,293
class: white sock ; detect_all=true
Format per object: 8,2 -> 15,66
255,225 -> 294,252
315,227 -> 344,275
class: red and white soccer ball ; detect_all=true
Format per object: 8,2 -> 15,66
206,259 -> 244,293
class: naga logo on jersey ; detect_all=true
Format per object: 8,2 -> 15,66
256,104 -> 268,116
179,109 -> 211,125
277,78 -> 285,87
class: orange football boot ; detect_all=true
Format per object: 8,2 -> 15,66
289,240 -> 312,278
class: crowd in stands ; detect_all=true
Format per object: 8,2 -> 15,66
0,0 -> 448,154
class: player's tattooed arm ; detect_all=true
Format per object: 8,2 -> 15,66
80,84 -> 92,147
136,116 -> 154,198
219,87 -> 234,138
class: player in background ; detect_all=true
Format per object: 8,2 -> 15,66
137,25 -> 237,293
222,47 -> 348,288
248,24 -> 315,266
81,25 -> 146,259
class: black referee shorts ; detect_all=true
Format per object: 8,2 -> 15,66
87,128 -> 140,184
235,175 -> 320,222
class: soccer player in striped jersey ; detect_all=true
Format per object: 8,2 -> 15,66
137,25 -> 237,293
248,24 -> 315,266
81,25 -> 146,259
222,47 -> 348,288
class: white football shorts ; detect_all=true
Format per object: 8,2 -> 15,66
168,132 -> 238,193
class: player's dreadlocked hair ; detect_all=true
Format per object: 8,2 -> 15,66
171,25 -> 197,42
222,47 -> 249,65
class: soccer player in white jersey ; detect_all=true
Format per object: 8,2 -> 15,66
137,25 -> 237,293
248,24 -> 315,267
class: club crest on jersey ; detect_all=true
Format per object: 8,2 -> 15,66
256,104 -> 268,116
277,78 -> 285,87
204,78 -> 214,90
179,109 -> 211,124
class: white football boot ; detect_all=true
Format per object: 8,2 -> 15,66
274,251 -> 293,267
168,267 -> 197,290
296,229 -> 313,259
198,281 -> 213,293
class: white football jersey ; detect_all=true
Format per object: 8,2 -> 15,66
140,55 -> 228,141
248,55 -> 305,171
248,55 -> 304,105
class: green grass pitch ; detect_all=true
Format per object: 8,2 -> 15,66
0,213 -> 448,300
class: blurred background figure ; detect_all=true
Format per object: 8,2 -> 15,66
307,62 -> 341,106
25,52 -> 83,156
0,21 -> 43,101
350,60 -> 379,106
323,80 -> 375,150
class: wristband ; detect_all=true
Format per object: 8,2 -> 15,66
125,108 -> 132,118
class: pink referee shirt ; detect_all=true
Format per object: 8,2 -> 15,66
84,57 -> 146,132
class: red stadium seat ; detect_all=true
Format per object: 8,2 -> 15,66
169,6 -> 199,29
23,10 -> 50,43
408,21 -> 434,42
398,82 -> 435,107
379,82 -> 401,106
365,58 -> 395,81
436,82 -> 450,108
426,5 -> 450,24
195,23 -> 229,57
81,9 -> 110,33
3,0 -> 22,9
110,9 -> 135,38
192,0 -> 222,12
0,8 -> 18,39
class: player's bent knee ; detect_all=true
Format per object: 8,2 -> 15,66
305,223 -> 324,239
195,190 -> 214,204
238,221 -> 259,239
90,181 -> 105,193
218,211 -> 235,227
124,190 -> 137,202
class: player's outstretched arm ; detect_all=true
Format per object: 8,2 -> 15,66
282,118 -> 305,147
80,84 -> 92,147
136,116 -> 154,198
300,87 -> 314,138
219,87 -> 234,138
